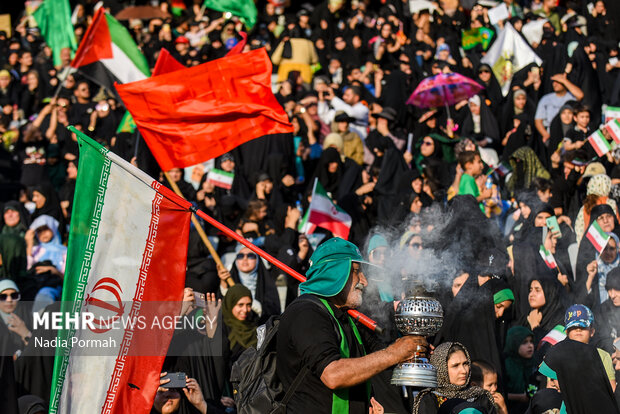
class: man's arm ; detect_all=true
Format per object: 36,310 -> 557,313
320,335 -> 425,389
552,73 -> 584,101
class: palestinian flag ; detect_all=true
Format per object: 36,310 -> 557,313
206,168 -> 234,190
71,8 -> 150,94
605,119 -> 620,145
538,325 -> 566,349
587,130 -> 612,157
50,127 -> 192,414
606,106 -> 620,123
539,245 -> 557,270
307,179 -> 352,239
586,220 -> 610,253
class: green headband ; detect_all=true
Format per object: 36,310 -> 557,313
493,288 -> 515,305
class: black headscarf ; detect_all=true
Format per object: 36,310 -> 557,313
0,201 -> 30,237
434,275 -> 503,375
29,183 -> 64,227
310,147 -> 343,195
575,204 -> 620,302
518,278 -> 568,345
542,339 -> 620,414
524,388 -> 563,414
229,260 -> 280,324
476,63 -> 503,115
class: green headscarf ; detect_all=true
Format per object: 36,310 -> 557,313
0,234 -> 27,281
223,284 -> 257,350
504,326 -> 535,394
299,238 -> 369,297
506,147 -> 550,196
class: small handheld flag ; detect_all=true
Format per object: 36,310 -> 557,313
605,119 -> 620,145
586,220 -> 611,253
539,244 -> 557,270
587,130 -> 612,157
206,168 -> 234,190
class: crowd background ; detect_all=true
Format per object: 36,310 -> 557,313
1,0 -> 620,413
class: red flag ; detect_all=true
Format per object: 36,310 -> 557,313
153,48 -> 186,75
116,48 -> 292,171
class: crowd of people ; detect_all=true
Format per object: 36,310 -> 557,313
1,0 -> 620,413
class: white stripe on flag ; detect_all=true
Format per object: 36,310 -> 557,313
101,43 -> 148,84
57,161 -> 157,413
606,120 -> 620,144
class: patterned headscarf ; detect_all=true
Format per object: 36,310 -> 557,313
587,174 -> 612,197
413,342 -> 495,414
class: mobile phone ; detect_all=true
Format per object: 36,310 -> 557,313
161,372 -> 187,388
193,292 -> 206,308
546,216 -> 562,238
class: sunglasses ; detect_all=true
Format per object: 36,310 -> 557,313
479,69 -> 491,74
0,292 -> 20,301
422,141 -> 433,146
236,252 -> 258,261
409,243 -> 422,249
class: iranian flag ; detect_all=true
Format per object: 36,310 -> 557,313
307,179 -> 352,239
586,220 -> 611,253
539,245 -> 557,270
206,168 -> 234,190
605,119 -> 620,144
71,7 -> 150,93
50,127 -> 192,414
538,325 -> 566,349
606,106 -> 620,123
298,209 -> 316,234
587,130 -> 612,157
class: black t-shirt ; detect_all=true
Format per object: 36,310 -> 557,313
276,295 -> 369,413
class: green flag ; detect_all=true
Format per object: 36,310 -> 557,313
33,0 -> 77,67
461,27 -> 494,51
202,0 -> 257,29
116,110 -> 136,134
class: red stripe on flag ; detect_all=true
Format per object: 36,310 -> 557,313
207,178 -> 233,190
309,210 -> 350,239
71,8 -> 113,68
586,232 -> 605,252
101,184 -> 191,414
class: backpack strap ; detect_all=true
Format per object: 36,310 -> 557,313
279,365 -> 310,407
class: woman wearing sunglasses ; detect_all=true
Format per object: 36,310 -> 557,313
217,245 -> 280,325
0,279 -> 32,358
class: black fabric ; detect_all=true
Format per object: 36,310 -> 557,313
512,227 -> 558,319
434,275 -> 503,376
14,301 -> 60,406
30,182 -> 64,227
517,278 -> 568,345
524,388 -> 563,414
276,294 -> 369,414
543,339 -> 620,414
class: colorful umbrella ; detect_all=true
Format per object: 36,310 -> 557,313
406,72 -> 483,116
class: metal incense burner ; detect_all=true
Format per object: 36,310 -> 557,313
391,288 -> 443,388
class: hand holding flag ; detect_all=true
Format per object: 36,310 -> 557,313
588,130 -> 612,157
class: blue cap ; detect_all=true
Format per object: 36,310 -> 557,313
367,234 -> 388,256
564,304 -> 594,330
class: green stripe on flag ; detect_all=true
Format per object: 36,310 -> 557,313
50,127 -> 112,412
210,168 -> 234,178
105,13 -> 150,77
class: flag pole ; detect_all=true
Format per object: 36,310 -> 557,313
192,207 -> 384,334
163,171 -> 235,288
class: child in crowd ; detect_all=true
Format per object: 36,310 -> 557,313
457,150 -> 492,212
503,326 -> 536,413
471,360 -> 508,414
